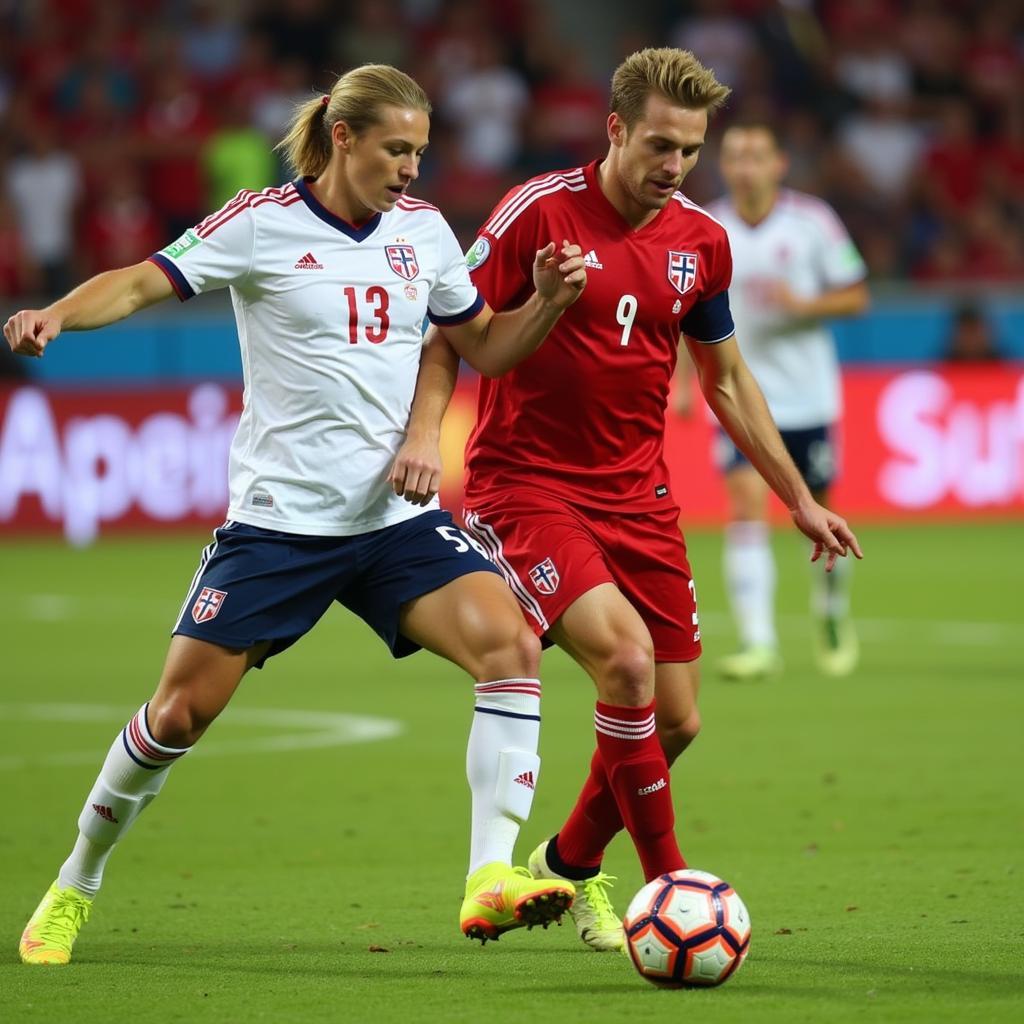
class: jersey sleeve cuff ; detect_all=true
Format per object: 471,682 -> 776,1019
689,330 -> 735,345
427,290 -> 485,326
147,254 -> 196,301
680,289 -> 734,344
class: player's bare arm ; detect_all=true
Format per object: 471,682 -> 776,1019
389,328 -> 459,505
439,240 -> 586,377
685,333 -> 863,570
3,260 -> 174,358
769,279 -> 870,321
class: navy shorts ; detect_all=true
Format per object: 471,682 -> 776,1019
715,424 -> 838,492
172,510 -> 500,663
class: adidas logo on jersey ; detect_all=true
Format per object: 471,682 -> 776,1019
294,252 -> 324,270
583,249 -> 604,270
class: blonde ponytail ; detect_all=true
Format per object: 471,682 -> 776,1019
277,65 -> 432,178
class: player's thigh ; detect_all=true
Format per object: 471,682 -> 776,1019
653,659 -> 701,763
463,494 -> 617,641
724,464 -> 769,521
716,430 -> 769,521
399,570 -> 541,681
547,582 -> 656,705
149,635 -> 272,746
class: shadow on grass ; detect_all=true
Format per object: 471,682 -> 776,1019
746,953 -> 1022,998
8,942 -> 1021,1005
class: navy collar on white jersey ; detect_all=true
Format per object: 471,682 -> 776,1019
295,178 -> 383,241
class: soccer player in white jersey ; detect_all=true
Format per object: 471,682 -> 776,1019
6,64 -> 588,965
695,123 -> 870,678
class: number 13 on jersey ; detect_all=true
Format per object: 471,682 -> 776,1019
344,285 -> 390,344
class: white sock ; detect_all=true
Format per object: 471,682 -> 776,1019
466,679 -> 541,876
724,521 -> 777,650
812,549 -> 852,620
57,703 -> 189,896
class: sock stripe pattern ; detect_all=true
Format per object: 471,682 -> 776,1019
466,678 -> 542,872
473,679 -> 541,721
594,709 -> 656,740
121,703 -> 190,770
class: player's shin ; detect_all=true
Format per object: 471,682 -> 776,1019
812,544 -> 852,620
547,748 -> 622,877
724,521 -> 777,651
594,700 -> 685,881
465,679 -> 541,874
812,551 -> 858,675
57,704 -> 189,896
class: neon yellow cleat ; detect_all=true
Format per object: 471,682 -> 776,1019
19,881 -> 93,965
528,840 -> 624,952
817,614 -> 859,677
718,646 -> 783,681
460,862 -> 574,944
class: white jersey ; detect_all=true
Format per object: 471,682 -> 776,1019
707,189 -> 866,429
150,180 -> 482,536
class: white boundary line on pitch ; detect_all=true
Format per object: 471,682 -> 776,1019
0,704 -> 403,772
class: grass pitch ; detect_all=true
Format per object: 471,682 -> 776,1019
1,522 -> 1021,1023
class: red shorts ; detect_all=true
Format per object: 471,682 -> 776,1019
463,491 -> 701,663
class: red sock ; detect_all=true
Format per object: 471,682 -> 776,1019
552,748 -> 623,871
593,700 -> 685,881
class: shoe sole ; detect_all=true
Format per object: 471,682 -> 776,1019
462,886 -> 574,945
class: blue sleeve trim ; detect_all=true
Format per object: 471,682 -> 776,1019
681,289 -> 734,343
148,253 -> 196,301
427,290 -> 485,326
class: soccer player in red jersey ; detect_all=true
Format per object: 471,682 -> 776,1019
431,47 -> 862,951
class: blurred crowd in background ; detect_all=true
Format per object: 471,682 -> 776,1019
0,0 -> 1021,302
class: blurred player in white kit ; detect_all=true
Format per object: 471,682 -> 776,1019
683,122 -> 869,678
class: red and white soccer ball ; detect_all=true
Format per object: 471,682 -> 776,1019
623,869 -> 751,988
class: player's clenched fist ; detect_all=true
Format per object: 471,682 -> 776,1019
3,309 -> 62,358
533,239 -> 587,310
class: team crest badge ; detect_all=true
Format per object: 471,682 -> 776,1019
386,244 -> 419,280
192,587 -> 227,624
529,558 -> 560,595
668,251 -> 698,295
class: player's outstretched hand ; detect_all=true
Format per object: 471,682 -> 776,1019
388,433 -> 443,507
533,240 -> 586,311
790,499 -> 864,572
3,309 -> 62,358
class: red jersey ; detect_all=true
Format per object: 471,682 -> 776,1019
464,159 -> 735,512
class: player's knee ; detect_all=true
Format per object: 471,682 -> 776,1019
147,690 -> 215,748
471,617 -> 542,681
600,641 -> 655,706
658,709 -> 701,764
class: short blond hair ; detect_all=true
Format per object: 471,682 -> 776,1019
277,64 -> 432,179
611,47 -> 731,129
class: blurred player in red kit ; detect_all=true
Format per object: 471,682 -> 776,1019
424,47 -> 862,951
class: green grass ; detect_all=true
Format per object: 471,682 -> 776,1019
1,523 -> 1022,1023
